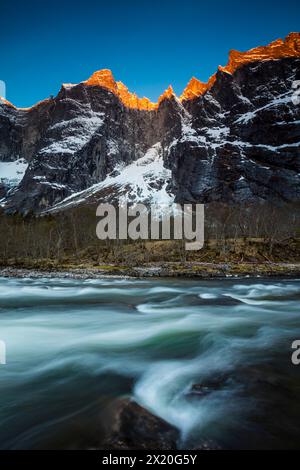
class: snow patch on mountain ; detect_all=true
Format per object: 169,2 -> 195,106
101,142 -> 173,205
235,91 -> 294,124
206,126 -> 230,139
106,139 -> 119,156
40,112 -> 105,155
0,158 -> 28,187
45,143 -> 174,213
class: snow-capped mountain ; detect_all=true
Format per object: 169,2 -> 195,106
0,32 -> 299,214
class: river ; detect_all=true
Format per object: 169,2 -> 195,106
0,276 -> 300,449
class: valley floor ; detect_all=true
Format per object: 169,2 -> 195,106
1,237 -> 300,279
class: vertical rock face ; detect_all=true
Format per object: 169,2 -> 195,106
0,33 -> 299,214
168,57 -> 300,203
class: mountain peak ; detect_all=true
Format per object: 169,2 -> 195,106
85,69 -> 117,91
180,32 -> 300,102
85,69 -> 156,110
180,77 -> 208,101
158,85 -> 175,105
285,32 -> 300,52
219,32 -> 300,75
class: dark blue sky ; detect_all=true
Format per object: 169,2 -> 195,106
1,0 -> 299,107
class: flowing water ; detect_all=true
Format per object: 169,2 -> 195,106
0,276 -> 300,449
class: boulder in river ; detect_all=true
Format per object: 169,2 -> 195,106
102,398 -> 179,450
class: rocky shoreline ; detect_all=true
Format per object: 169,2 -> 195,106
0,262 -> 300,280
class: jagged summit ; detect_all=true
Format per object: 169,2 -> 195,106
158,85 -> 176,105
83,32 -> 300,108
180,32 -> 300,102
85,70 -> 177,110
85,69 -> 157,110
4,32 -> 300,111
85,69 -> 115,89
219,32 -> 300,75
82,32 -> 299,108
180,77 -> 208,101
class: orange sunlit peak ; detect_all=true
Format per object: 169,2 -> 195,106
85,69 -> 157,110
285,32 -> 300,50
180,77 -> 208,101
219,32 -> 300,75
180,32 -> 300,102
158,85 -> 175,105
85,69 -> 117,92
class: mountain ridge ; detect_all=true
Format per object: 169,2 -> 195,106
0,33 -> 299,214
2,32 -> 299,111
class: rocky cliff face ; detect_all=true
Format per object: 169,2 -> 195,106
169,57 -> 300,203
0,33 -> 299,214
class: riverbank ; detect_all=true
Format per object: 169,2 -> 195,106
1,262 -> 300,279
1,236 -> 300,279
